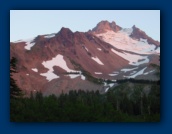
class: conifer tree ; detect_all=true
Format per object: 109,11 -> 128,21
10,57 -> 23,99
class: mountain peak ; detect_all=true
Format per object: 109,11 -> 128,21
130,25 -> 160,46
98,20 -> 111,25
91,20 -> 121,34
132,25 -> 136,29
59,27 -> 73,34
58,27 -> 74,39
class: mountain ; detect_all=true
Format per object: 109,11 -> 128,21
10,20 -> 160,96
90,20 -> 122,34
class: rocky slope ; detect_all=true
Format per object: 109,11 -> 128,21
10,20 -> 160,96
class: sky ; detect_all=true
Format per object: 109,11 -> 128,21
10,10 -> 160,42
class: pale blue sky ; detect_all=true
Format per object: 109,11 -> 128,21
10,10 -> 160,42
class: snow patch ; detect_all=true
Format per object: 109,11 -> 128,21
83,46 -> 89,52
109,71 -> 119,76
41,54 -> 77,81
42,54 -> 76,73
44,34 -> 55,38
104,82 -> 107,86
113,71 -> 119,74
81,75 -> 86,80
111,49 -> 149,66
13,37 -> 33,43
124,67 -> 147,78
67,74 -> 80,79
130,71 -> 137,75
134,57 -> 149,66
155,47 -> 160,54
121,67 -> 138,73
23,38 -> 35,50
40,72 -> 59,81
109,83 -> 115,87
91,57 -> 104,65
13,38 -> 35,50
121,28 -> 133,35
104,83 -> 115,92
41,54 -> 85,81
13,39 -> 24,43
144,70 -> 155,75
67,72 -> 86,80
84,47 -> 89,52
32,68 -> 38,72
105,87 -> 109,92
25,42 -> 35,50
97,48 -> 102,51
109,74 -> 118,76
95,72 -> 102,74
140,38 -> 148,43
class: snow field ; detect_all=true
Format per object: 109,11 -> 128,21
124,67 -> 147,78
111,49 -> 149,66
96,30 -> 160,55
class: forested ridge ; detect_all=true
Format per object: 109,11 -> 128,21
10,83 -> 160,122
10,57 -> 160,122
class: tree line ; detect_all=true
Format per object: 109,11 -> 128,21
10,85 -> 160,122
10,57 -> 160,122
116,78 -> 160,85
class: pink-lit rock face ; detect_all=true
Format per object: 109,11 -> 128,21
10,20 -> 160,96
91,20 -> 122,34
